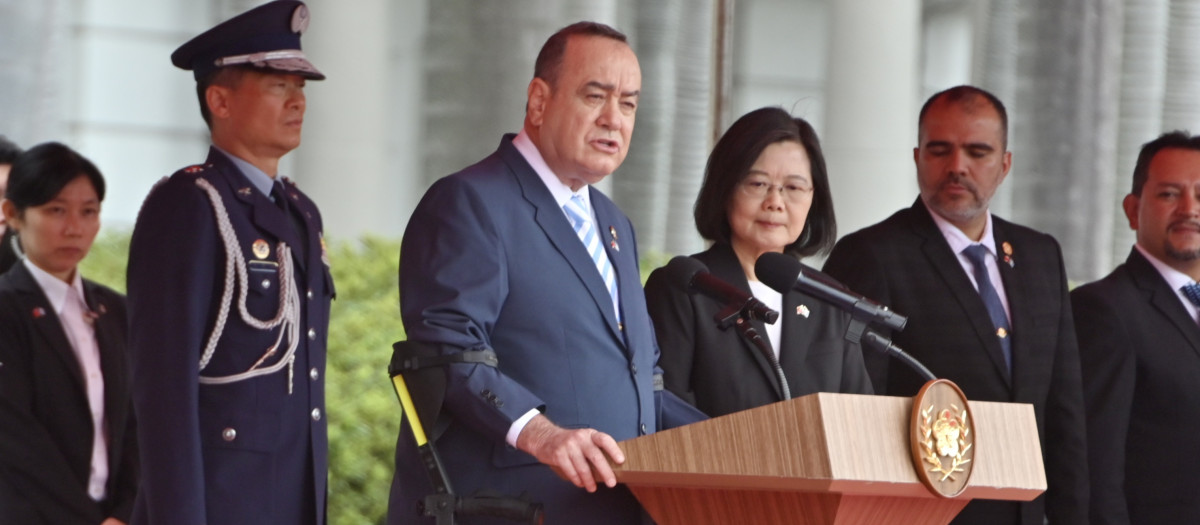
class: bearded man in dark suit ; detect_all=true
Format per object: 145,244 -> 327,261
1071,131 -> 1200,525
823,85 -> 1088,525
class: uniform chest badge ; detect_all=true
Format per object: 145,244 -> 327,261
252,239 -> 270,259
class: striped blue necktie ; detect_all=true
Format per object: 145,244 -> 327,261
563,195 -> 620,321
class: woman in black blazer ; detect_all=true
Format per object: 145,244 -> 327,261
644,107 -> 872,418
0,143 -> 137,524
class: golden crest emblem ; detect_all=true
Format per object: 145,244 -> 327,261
910,379 -> 975,498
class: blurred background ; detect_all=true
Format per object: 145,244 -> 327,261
2,0 -> 1197,521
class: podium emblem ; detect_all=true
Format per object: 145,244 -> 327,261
911,379 -> 975,498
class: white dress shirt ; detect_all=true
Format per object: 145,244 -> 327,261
23,258 -> 109,501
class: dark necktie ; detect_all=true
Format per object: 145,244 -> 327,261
271,180 -> 308,261
963,244 -> 1012,371
1180,284 -> 1200,320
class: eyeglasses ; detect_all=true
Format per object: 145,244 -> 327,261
737,178 -> 813,203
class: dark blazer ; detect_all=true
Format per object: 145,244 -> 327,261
388,135 -> 705,525
1071,247 -> 1200,524
127,148 -> 335,525
0,262 -> 138,524
823,199 -> 1088,525
643,243 -> 872,417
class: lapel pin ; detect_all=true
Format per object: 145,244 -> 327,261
32,307 -> 45,319
237,187 -> 253,196
609,226 -> 619,251
1001,241 -> 1015,268
252,239 -> 270,259
796,304 -> 810,318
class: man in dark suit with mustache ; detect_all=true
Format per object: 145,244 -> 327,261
1072,131 -> 1200,524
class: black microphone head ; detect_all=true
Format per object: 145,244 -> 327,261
755,252 -> 801,294
664,255 -> 708,291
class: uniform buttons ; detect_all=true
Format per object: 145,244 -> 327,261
261,279 -> 271,290
309,367 -> 319,381
222,428 -> 237,442
629,364 -> 638,375
308,328 -> 316,340
311,408 -> 322,421
639,423 -> 647,435
306,289 -> 314,300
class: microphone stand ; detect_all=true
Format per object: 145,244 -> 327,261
842,319 -> 936,382
715,302 -> 791,401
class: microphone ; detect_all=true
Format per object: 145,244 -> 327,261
665,256 -> 779,324
754,252 -> 906,331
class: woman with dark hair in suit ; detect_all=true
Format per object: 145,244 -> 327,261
0,142 -> 137,524
644,107 -> 872,418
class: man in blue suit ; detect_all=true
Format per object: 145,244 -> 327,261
126,2 -> 334,524
388,21 -> 705,525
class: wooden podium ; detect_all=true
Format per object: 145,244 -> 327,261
615,393 -> 1046,525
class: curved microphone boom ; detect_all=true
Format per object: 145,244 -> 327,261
755,252 -> 906,331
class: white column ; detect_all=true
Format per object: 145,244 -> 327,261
293,0 -> 427,239
822,0 -> 921,238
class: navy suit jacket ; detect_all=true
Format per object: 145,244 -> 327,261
0,263 -> 138,524
127,148 -> 334,525
823,200 -> 1088,525
388,135 -> 704,525
643,243 -> 872,418
1071,248 -> 1200,524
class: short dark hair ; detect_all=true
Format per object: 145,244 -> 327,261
1131,130 -> 1200,195
694,107 -> 837,258
5,142 -> 105,212
0,135 -> 21,165
918,85 -> 1009,147
533,21 -> 628,88
196,66 -> 254,128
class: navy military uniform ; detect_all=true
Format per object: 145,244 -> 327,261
125,2 -> 333,524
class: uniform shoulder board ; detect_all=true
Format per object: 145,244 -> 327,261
182,163 -> 214,174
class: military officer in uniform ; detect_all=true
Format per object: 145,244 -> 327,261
125,2 -> 334,524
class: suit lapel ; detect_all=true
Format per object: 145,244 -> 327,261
910,204 -> 1012,386
505,145 -> 624,343
1127,249 -> 1200,356
208,149 -> 305,273
702,245 -> 787,400
9,264 -> 88,396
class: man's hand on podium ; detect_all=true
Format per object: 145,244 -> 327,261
516,414 -> 626,492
